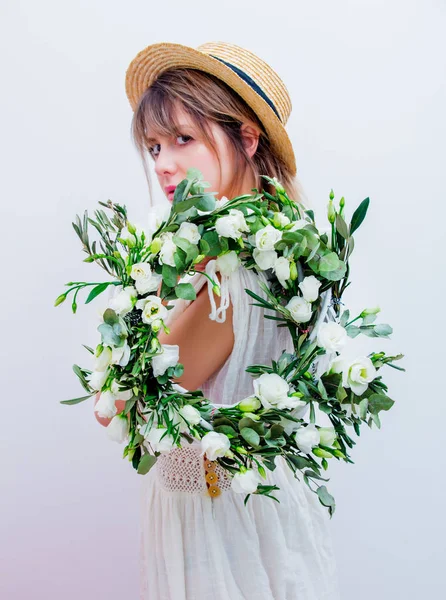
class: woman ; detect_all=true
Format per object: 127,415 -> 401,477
97,41 -> 341,599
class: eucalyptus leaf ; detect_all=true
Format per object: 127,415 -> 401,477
162,264 -> 179,288
137,453 -> 157,475
175,283 -> 197,300
240,427 -> 261,447
374,323 -> 393,336
368,393 -> 394,414
316,485 -> 336,513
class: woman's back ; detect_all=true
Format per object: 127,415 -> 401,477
139,262 -> 341,600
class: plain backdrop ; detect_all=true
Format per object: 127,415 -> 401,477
1,0 -> 445,598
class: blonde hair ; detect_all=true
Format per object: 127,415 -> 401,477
129,68 -> 307,209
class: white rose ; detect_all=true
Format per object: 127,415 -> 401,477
109,286 -> 137,316
274,256 -> 291,288
253,248 -> 278,270
286,296 -> 313,323
178,404 -> 201,432
327,355 -> 346,375
298,275 -> 321,302
278,400 -> 309,435
216,251 -> 241,276
87,368 -> 109,391
275,394 -> 307,411
144,426 -> 177,453
158,232 -> 177,267
106,413 -> 130,444
289,219 -> 309,231
177,222 -> 201,245
110,379 -> 133,400
110,342 -> 131,367
253,373 -> 290,410
130,262 -> 162,295
215,209 -> 250,240
255,225 -> 283,251
231,468 -> 262,494
136,296 -> 168,325
94,390 -> 117,419
94,346 -> 112,371
318,426 -> 336,447
151,344 -> 179,377
294,423 -> 320,454
342,356 -> 378,396
200,431 -> 231,461
316,322 -> 348,352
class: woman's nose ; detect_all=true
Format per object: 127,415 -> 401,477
154,146 -> 177,177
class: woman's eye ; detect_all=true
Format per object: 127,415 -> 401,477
177,134 -> 192,145
148,135 -> 192,159
148,143 -> 160,158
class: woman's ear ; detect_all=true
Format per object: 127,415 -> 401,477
240,122 -> 260,159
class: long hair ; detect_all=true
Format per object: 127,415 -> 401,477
129,68 -> 307,209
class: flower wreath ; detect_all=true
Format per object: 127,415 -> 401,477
55,170 -> 405,516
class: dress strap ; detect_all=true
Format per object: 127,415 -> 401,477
204,259 -> 231,323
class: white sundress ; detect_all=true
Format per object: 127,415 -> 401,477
139,260 -> 341,600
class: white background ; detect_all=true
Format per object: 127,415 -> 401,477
1,0 -> 445,598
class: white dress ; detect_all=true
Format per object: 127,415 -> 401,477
139,261 -> 341,600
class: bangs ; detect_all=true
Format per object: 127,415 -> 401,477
140,89 -> 184,146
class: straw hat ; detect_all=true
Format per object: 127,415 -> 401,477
125,41 -> 296,176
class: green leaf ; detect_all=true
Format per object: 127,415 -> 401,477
196,194 -> 216,211
317,378 -> 328,400
172,179 -> 189,204
350,197 -> 370,236
162,264 -> 179,288
238,417 -> 265,436
98,322 -> 122,347
137,453 -> 157,475
85,282 -> 111,304
102,308 -> 119,325
214,424 -> 238,437
359,398 -> 368,419
286,454 -> 313,470
316,485 -> 336,513
268,424 -> 285,439
175,283 -> 197,300
240,427 -> 261,447
340,310 -> 350,327
368,393 -> 395,414
319,252 -> 340,272
374,323 -> 393,337
201,231 -> 223,256
60,394 -> 93,405
335,214 -> 349,239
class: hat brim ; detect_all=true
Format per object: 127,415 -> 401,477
125,42 -> 296,176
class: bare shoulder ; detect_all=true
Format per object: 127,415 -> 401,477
157,282 -> 234,391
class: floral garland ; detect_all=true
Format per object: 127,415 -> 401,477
55,170 -> 405,516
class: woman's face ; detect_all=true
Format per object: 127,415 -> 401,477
146,104 -> 237,203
